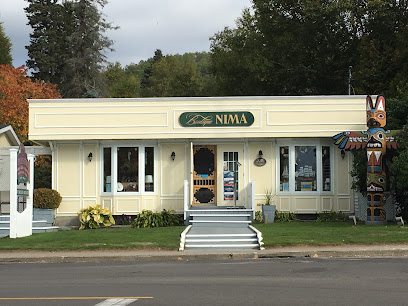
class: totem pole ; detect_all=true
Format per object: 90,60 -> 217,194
333,95 -> 398,224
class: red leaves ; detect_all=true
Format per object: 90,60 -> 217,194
0,65 -> 61,142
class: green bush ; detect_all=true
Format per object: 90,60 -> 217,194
275,210 -> 299,222
33,188 -> 62,209
254,211 -> 263,223
316,211 -> 348,222
78,205 -> 115,230
131,210 -> 180,228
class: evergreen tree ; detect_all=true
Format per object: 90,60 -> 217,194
25,0 -> 116,98
0,22 -> 12,65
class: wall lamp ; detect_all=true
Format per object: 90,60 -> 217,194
341,149 -> 345,159
88,152 -> 93,162
254,150 -> 266,167
171,151 -> 176,161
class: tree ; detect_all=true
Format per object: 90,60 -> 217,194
0,22 -> 12,65
103,62 -> 140,98
210,0 -> 408,97
25,0 -> 116,98
140,49 -> 163,96
0,65 -> 61,142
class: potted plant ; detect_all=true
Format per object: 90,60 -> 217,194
33,188 -> 62,225
261,188 -> 276,223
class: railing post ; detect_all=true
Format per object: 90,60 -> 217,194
250,180 -> 255,220
184,180 -> 189,221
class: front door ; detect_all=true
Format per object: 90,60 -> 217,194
193,145 -> 216,205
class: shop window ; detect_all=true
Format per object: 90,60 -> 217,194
322,146 -> 331,191
223,152 -> 239,201
278,143 -> 332,193
295,146 -> 317,191
145,147 -> 154,192
279,146 -> 289,192
103,147 -> 112,193
117,147 -> 139,192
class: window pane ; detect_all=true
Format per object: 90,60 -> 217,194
223,152 -> 238,201
279,146 -> 289,191
103,148 -> 111,192
145,147 -> 154,192
295,146 -> 317,191
322,146 -> 331,191
117,147 -> 139,192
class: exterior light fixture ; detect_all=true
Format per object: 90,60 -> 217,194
254,150 -> 266,167
341,149 -> 345,159
171,151 -> 176,161
88,152 -> 93,162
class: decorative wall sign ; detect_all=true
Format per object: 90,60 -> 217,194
254,158 -> 266,167
179,112 -> 254,127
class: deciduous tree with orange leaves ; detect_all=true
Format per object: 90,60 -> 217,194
0,64 -> 61,142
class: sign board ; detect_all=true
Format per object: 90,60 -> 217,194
179,112 -> 254,127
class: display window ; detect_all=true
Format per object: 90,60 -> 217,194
278,142 -> 332,194
101,144 -> 156,194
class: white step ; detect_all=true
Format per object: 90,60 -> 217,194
186,244 -> 259,248
187,233 -> 256,238
190,214 -> 251,217
186,238 -> 258,243
190,220 -> 251,223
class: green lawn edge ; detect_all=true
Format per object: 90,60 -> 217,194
0,222 -> 407,251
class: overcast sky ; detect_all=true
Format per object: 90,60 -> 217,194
1,0 -> 252,68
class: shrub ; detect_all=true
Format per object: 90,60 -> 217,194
78,205 -> 115,230
275,210 -> 299,222
316,211 -> 348,222
254,211 -> 263,223
131,210 -> 180,228
33,188 -> 62,209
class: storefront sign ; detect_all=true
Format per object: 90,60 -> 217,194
179,112 -> 254,127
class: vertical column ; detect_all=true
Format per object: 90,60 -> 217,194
9,149 -> 17,238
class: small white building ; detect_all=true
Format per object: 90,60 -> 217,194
28,96 -> 367,225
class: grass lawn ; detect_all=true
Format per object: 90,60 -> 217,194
253,222 -> 408,247
0,226 -> 185,251
0,222 -> 407,251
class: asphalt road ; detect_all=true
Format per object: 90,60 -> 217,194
1,257 -> 408,305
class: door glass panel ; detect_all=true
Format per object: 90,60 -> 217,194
223,151 -> 239,201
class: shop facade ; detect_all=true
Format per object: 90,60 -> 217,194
28,96 -> 367,224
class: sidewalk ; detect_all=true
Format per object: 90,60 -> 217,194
1,243 -> 408,263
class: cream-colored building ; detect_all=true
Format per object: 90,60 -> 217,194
28,96 -> 366,224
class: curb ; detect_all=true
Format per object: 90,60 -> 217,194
2,246 -> 408,263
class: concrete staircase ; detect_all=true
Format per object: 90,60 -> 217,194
180,209 -> 264,250
0,214 -> 59,238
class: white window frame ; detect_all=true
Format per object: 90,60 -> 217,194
276,139 -> 333,195
100,142 -> 158,196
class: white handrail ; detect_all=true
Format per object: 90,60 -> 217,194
184,180 -> 189,221
250,180 -> 255,220
179,225 -> 192,251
